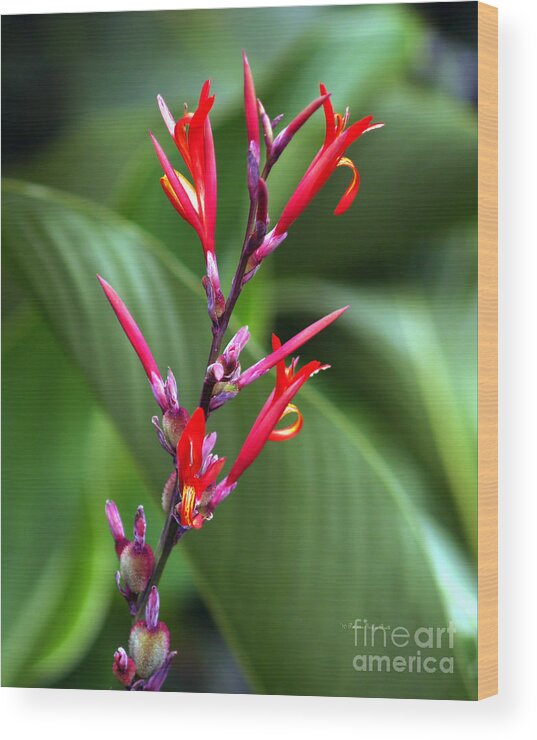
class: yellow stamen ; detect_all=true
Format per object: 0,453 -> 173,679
180,485 -> 197,527
161,170 -> 199,218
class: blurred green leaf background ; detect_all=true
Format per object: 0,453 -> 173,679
2,3 -> 478,698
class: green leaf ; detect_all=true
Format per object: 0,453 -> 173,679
2,180 -> 476,698
272,272 -> 478,556
1,312 -> 115,686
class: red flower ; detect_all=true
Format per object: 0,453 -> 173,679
218,346 -> 327,496
273,84 -> 383,236
176,408 -> 226,529
151,81 -> 217,257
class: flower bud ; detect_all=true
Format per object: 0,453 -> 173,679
209,382 -> 239,411
120,542 -> 154,594
118,507 -> 154,594
129,587 -> 170,679
112,647 -> 136,687
105,500 -> 128,557
258,98 -> 274,151
152,415 -> 174,456
143,650 -> 177,691
162,406 -> 190,450
164,368 -> 179,412
247,141 -> 260,196
162,470 -> 177,513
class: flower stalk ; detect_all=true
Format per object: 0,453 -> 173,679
99,51 -> 382,691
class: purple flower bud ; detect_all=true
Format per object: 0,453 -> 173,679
203,252 -> 226,324
209,388 -> 240,411
142,651 -> 177,692
150,372 -> 168,412
162,470 -> 177,513
164,368 -> 179,412
270,93 -> 329,165
207,478 -> 238,513
152,415 -> 174,455
145,586 -> 160,631
258,98 -> 274,152
271,113 -> 284,130
241,264 -> 261,287
206,361 -> 225,383
105,500 -> 126,552
157,94 -> 176,137
250,228 -> 288,267
247,140 -> 260,196
162,406 -> 190,450
222,326 -> 250,366
258,177 -> 268,224
134,506 -> 146,548
112,647 -> 136,687
202,431 -> 218,459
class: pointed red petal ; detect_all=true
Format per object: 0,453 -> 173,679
150,132 -> 203,236
177,407 -> 206,480
238,307 -> 348,388
242,51 -> 259,151
97,275 -> 163,387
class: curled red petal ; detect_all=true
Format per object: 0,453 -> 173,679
333,156 -> 361,216
269,403 -> 303,441
227,361 -> 322,485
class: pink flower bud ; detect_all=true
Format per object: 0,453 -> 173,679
143,650 -> 177,691
105,500 -> 128,557
145,586 -> 160,631
129,591 -> 170,680
162,470 -> 177,513
112,647 -> 136,687
134,505 -> 146,548
120,542 -> 154,594
162,406 -> 190,449
119,512 -> 154,595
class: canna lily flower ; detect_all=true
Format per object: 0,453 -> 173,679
251,86 -> 383,265
175,408 -> 226,529
152,81 -> 217,258
210,352 -> 326,510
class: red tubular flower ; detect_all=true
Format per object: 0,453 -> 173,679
176,408 -> 226,529
251,86 -> 383,267
273,84 -> 383,235
97,275 -> 167,411
152,80 -> 217,257
217,350 -> 327,499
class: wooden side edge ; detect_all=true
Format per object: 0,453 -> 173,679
477,1 -> 498,701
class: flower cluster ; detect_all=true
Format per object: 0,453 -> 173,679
100,52 -> 382,691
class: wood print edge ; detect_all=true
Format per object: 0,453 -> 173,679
477,1 -> 498,701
